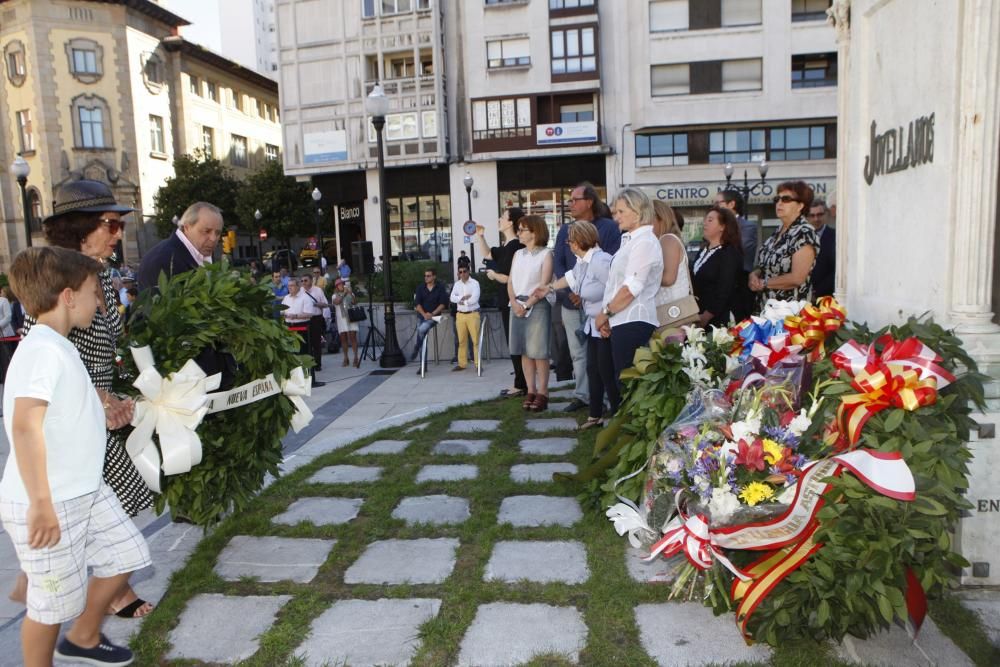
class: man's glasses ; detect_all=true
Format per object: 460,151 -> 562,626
566,197 -> 587,203
517,227 -> 531,233
99,217 -> 126,234
807,212 -> 825,219
773,195 -> 799,204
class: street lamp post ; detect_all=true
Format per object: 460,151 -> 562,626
254,209 -> 264,261
311,187 -> 323,264
723,159 -> 770,202
367,82 -> 406,368
463,171 -> 475,270
10,155 -> 32,248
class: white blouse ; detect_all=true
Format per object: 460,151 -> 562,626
509,247 -> 551,300
602,224 -> 663,327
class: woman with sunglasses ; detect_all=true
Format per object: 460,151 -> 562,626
507,215 -> 553,411
13,180 -> 154,618
748,180 -> 819,306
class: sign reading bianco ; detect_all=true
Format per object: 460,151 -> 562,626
863,113 -> 935,185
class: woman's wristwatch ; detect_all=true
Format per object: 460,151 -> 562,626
602,305 -> 615,317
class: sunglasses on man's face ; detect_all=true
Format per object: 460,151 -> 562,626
99,217 -> 126,234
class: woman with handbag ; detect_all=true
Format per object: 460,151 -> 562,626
594,188 -> 664,386
332,278 -> 360,367
539,221 -> 615,430
651,200 -> 698,328
692,206 -> 743,329
507,215 -> 553,412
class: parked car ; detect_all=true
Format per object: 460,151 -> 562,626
263,248 -> 298,272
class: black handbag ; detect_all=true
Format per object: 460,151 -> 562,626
347,305 -> 367,323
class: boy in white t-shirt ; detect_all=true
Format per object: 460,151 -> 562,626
1,247 -> 151,667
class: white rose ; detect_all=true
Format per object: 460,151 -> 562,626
709,487 -> 742,523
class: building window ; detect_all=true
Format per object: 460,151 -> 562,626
550,0 -> 595,9
551,26 -> 596,76
709,129 -> 766,164
265,144 -> 279,161
362,0 -> 375,18
722,58 -> 762,91
560,103 -> 593,122
472,97 -> 532,140
230,134 -> 248,167
721,0 -> 762,26
649,0 -> 688,31
16,110 -> 33,153
487,38 -> 530,69
149,115 -> 165,154
255,98 -> 264,118
386,195 -> 451,260
206,81 -> 218,102
379,0 -> 412,16
769,126 -> 826,161
202,126 -> 215,156
71,94 -> 112,148
636,132 -> 688,167
28,189 -> 42,232
5,40 -> 26,86
66,38 -> 103,83
142,52 -> 164,87
232,90 -> 243,112
791,52 -> 837,88
189,74 -> 200,95
792,0 -> 832,21
651,0 -> 761,31
651,63 -> 690,96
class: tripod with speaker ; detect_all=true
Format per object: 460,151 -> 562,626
353,241 -> 385,362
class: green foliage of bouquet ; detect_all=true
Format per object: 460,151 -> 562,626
121,262 -> 310,525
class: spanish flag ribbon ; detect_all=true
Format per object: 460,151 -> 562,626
831,336 -> 952,445
784,296 -> 846,361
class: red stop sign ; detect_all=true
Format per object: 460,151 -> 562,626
259,229 -> 268,240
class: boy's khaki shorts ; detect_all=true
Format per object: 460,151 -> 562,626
0,482 -> 152,625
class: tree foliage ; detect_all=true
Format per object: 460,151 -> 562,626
151,151 -> 243,236
234,159 -> 315,243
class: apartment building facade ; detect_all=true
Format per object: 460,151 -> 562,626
0,0 -> 282,268
275,0 -> 836,268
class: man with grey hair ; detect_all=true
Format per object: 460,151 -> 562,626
138,202 -> 224,291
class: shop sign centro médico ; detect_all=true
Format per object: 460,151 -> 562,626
640,178 -> 837,208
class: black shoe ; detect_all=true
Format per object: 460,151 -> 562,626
55,633 -> 134,666
312,380 -> 326,388
563,398 -> 588,412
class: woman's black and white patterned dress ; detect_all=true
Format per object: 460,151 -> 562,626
755,216 -> 820,303
24,269 -> 153,516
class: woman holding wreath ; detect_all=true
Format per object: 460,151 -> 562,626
12,180 -> 153,618
749,180 -> 819,304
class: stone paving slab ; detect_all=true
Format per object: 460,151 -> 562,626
636,602 -> 773,665
392,495 -> 471,525
353,439 -> 411,455
457,602 -> 586,666
272,497 -> 364,526
626,547 -> 685,584
296,598 -> 442,667
344,538 -> 460,584
525,418 -> 578,432
433,439 -> 491,455
485,541 -> 589,584
309,465 -> 382,484
405,422 -> 431,432
215,536 -> 336,583
518,437 -> 576,456
166,594 -> 291,663
834,617 -> 974,666
416,464 -> 479,482
449,419 -> 501,432
510,462 -> 578,482
498,495 -> 583,527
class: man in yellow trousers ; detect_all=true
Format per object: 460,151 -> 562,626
450,266 -> 481,372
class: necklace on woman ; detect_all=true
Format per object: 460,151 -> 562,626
693,244 -> 722,274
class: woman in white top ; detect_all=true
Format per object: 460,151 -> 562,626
594,188 -> 665,384
331,278 -> 360,368
507,214 -> 554,412
652,200 -> 692,313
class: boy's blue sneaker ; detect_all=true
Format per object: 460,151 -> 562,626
55,633 -> 133,666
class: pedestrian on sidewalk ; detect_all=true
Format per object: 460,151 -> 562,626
450,266 -> 481,372
2,247 -> 151,667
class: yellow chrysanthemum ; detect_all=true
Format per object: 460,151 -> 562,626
739,482 -> 775,506
761,438 -> 784,465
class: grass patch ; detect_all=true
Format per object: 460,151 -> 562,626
128,395 -> 977,666
929,594 -> 1000,667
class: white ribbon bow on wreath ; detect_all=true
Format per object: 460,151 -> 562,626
125,346 -> 222,494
